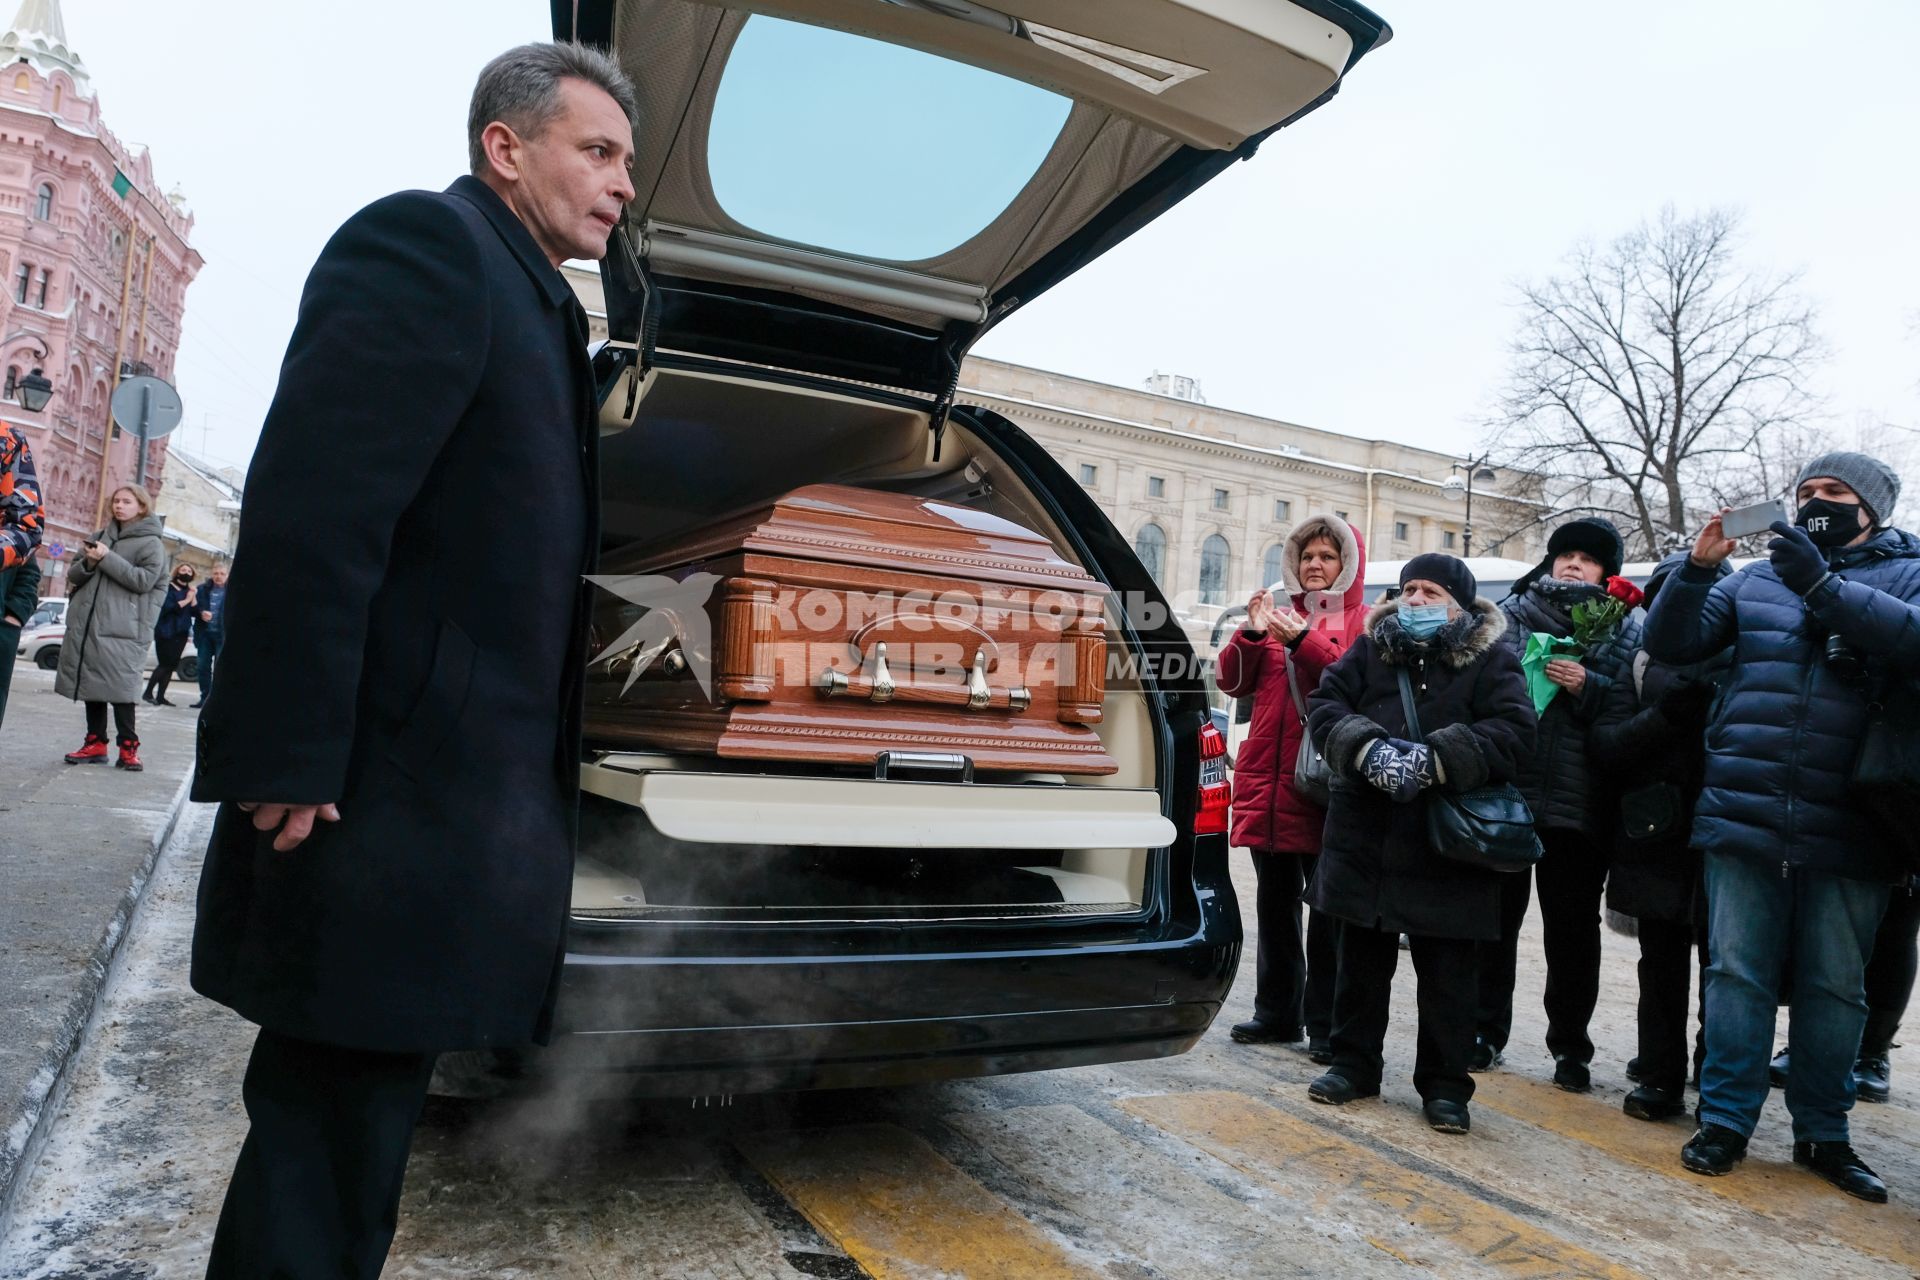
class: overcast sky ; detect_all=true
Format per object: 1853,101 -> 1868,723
63,0 -> 1919,476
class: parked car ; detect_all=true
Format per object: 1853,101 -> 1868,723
27,597 -> 66,629
17,623 -> 197,679
435,0 -> 1392,1099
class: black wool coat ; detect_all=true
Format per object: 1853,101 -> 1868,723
1589,647 -> 1726,924
1497,587 -> 1641,838
1307,598 -> 1538,942
191,176 -> 600,1054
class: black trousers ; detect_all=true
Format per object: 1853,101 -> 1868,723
0,620 -> 17,730
1330,923 -> 1477,1104
206,1028 -> 438,1280
1865,885 -> 1920,1017
1475,828 -> 1609,1062
147,633 -> 189,699
1251,852 -> 1337,1038
84,700 -> 137,741
1635,917 -> 1708,1092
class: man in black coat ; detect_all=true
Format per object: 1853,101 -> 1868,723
190,43 -> 636,1277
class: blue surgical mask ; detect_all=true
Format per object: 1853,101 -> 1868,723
1397,602 -> 1450,639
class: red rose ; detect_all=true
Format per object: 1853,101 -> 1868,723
1605,575 -> 1645,608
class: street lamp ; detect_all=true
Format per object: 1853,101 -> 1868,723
1440,454 -> 1498,557
18,366 -> 53,412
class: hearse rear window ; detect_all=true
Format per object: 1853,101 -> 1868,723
707,15 -> 1074,262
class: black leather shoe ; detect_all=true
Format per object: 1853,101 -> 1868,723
1681,1123 -> 1749,1176
1308,1071 -> 1380,1105
1230,1019 -> 1301,1045
1553,1056 -> 1592,1093
155,696 -> 177,707
1768,1047 -> 1789,1088
1623,1083 -> 1686,1121
1793,1141 -> 1888,1203
1306,1036 -> 1334,1065
1625,1056 -> 1644,1083
1855,1053 -> 1892,1104
1468,1039 -> 1502,1073
1423,1099 -> 1471,1134
188,699 -> 205,709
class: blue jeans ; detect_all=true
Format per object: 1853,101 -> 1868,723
195,628 -> 222,699
1700,851 -> 1890,1142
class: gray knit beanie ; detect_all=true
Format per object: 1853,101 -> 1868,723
1796,451 -> 1901,526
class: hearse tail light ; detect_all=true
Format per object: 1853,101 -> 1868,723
1195,722 -> 1231,836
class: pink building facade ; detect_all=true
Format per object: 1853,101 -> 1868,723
0,0 -> 201,596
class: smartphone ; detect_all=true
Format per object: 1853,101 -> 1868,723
1720,497 -> 1792,540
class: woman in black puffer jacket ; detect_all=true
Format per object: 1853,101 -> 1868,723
1590,552 -> 1733,1120
1475,517 -> 1641,1092
1305,554 -> 1536,1136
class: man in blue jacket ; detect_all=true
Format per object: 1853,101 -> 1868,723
189,560 -> 226,708
1646,451 -> 1920,1202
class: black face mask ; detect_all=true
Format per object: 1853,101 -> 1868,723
1796,498 -> 1864,550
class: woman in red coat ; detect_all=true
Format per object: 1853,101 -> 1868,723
1216,517 -> 1369,1058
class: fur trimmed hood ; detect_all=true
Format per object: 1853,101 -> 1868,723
1278,517 -> 1366,619
1365,594 -> 1508,668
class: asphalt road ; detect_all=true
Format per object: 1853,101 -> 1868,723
2,803 -> 1916,1278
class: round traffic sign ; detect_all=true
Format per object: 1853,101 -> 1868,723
109,376 -> 184,438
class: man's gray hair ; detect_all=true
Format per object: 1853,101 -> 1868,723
468,42 -> 639,174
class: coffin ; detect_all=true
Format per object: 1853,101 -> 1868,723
583,484 -> 1116,775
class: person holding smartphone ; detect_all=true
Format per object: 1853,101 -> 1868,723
56,486 -> 167,769
1646,452 -> 1920,1202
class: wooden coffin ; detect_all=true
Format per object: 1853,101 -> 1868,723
583,484 -> 1116,775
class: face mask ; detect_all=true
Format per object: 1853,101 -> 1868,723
1397,602 -> 1450,639
1796,498 -> 1864,550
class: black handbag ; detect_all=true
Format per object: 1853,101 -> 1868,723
1286,651 -> 1332,807
1618,782 -> 1685,844
1852,674 -> 1920,870
1396,667 -> 1544,873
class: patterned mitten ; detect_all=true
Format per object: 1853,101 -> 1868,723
1359,739 -> 1422,802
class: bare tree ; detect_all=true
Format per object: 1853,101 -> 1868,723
1487,207 -> 1824,556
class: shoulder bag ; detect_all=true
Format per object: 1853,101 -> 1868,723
1396,666 -> 1543,873
1285,650 -> 1332,806
1852,672 -> 1920,872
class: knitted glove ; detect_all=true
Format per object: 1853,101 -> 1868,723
1360,739 -> 1424,803
1767,520 -> 1831,597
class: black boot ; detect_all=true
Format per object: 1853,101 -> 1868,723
1767,1046 -> 1789,1088
1681,1123 -> 1748,1176
1793,1141 -> 1888,1203
1854,1011 -> 1898,1105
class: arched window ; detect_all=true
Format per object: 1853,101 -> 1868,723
1261,543 -> 1287,591
34,184 -> 52,220
1199,535 -> 1231,606
3,366 -> 18,401
1133,522 -> 1166,587
51,81 -> 62,112
12,71 -> 29,93
13,263 -> 29,304
35,268 -> 50,308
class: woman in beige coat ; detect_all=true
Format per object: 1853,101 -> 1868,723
56,485 -> 166,770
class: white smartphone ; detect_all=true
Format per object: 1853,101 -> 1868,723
1720,497 -> 1792,540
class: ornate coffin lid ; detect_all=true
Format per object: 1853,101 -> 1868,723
613,483 -> 1105,595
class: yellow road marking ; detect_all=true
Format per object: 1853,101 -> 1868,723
1472,1072 -> 1920,1269
737,1124 -> 1101,1280
1122,1090 -> 1648,1280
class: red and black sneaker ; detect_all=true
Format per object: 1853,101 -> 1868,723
64,733 -> 109,764
115,737 -> 143,772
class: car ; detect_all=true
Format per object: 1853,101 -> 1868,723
27,597 -> 66,629
435,0 -> 1392,1099
16,622 -> 197,680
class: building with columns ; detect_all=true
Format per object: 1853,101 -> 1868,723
559,266 -> 1547,602
0,0 -> 203,595
956,358 -> 1545,605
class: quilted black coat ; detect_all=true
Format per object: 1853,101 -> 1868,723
1307,598 -> 1538,942
1642,528 -> 1920,884
1498,586 -> 1642,837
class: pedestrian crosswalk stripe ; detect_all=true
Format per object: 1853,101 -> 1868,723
1471,1072 -> 1920,1270
737,1124 -> 1102,1279
1122,1090 -> 1649,1280
950,1102 -> 1372,1280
